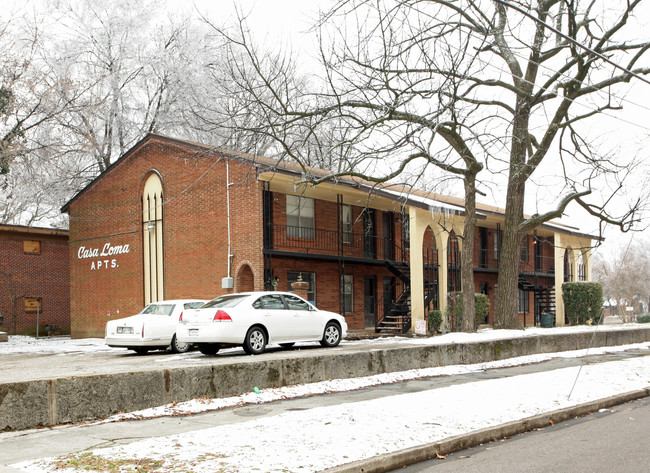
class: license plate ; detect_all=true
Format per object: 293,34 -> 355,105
117,327 -> 133,334
189,329 -> 199,337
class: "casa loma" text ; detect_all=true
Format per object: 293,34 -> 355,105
77,243 -> 131,259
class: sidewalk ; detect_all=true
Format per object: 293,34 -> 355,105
4,345 -> 650,473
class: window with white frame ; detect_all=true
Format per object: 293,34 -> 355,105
286,195 -> 315,239
287,271 -> 316,305
342,274 -> 353,313
520,235 -> 529,262
518,289 -> 528,313
341,204 -> 352,243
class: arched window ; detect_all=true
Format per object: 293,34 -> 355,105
142,173 -> 164,304
447,231 -> 461,293
563,248 -> 573,282
423,226 -> 439,310
577,252 -> 585,281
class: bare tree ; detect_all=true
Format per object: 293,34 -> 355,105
210,0 -> 650,330
206,3 -> 496,331
593,238 -> 650,320
0,0 -> 238,225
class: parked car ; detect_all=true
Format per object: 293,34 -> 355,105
105,299 -> 207,354
176,291 -> 348,355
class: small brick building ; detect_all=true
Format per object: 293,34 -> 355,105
0,224 -> 70,334
63,134 -> 596,338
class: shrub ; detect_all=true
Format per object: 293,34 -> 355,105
428,310 -> 443,334
446,292 -> 490,331
636,313 -> 650,324
562,282 -> 603,325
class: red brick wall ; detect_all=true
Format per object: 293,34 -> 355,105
268,256 -> 397,330
67,138 -> 265,337
0,230 -> 69,334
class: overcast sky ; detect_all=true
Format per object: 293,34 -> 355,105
188,0 -> 650,252
5,0 -> 649,250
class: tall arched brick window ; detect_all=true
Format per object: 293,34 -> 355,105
142,173 -> 164,304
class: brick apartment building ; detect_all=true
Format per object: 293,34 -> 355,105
0,224 -> 70,334
62,134 -> 596,338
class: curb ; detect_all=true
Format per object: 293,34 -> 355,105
321,388 -> 650,473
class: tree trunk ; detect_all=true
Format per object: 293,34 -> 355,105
494,203 -> 524,329
461,173 -> 477,332
494,97 -> 530,329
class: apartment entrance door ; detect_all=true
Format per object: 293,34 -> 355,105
364,276 -> 377,329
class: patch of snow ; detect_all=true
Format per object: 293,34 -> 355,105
13,353 -> 650,473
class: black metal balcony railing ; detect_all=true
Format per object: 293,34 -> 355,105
268,224 -> 409,262
474,248 -> 555,275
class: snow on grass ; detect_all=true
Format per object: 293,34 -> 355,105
13,353 -> 650,473
9,338 -> 650,473
91,341 -> 650,423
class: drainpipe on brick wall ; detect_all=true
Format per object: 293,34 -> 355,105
226,160 -> 234,280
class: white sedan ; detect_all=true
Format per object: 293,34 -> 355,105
176,291 -> 348,355
105,299 -> 207,355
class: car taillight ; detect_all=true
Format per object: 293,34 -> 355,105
213,310 -> 232,322
142,324 -> 145,338
179,312 -> 183,322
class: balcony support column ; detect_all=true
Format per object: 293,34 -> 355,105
409,208 -> 427,331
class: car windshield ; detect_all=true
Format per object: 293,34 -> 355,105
183,302 -> 205,310
202,294 -> 248,309
141,304 -> 175,316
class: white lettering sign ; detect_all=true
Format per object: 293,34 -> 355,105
78,243 -> 130,259
78,242 -> 130,270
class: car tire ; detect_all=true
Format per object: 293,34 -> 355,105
243,326 -> 267,355
198,344 -> 220,355
320,322 -> 342,347
279,342 -> 295,349
170,335 -> 191,354
132,347 -> 150,355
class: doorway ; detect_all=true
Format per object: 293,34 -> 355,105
364,276 -> 377,328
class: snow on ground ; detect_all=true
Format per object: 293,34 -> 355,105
0,322 -> 646,355
92,341 -> 650,423
0,335 -> 114,355
8,331 -> 650,473
12,351 -> 650,473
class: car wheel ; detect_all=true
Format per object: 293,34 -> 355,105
279,342 -> 295,349
132,347 -> 150,355
320,322 -> 341,347
198,344 -> 220,355
170,335 -> 191,354
243,326 -> 267,355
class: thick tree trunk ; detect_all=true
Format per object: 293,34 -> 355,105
494,95 -> 530,329
494,197 -> 524,329
461,174 -> 477,332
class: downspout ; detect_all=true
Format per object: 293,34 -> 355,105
226,160 -> 234,279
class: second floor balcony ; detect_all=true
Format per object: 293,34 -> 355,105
265,224 -> 408,262
474,248 -> 555,276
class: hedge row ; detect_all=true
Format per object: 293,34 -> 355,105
562,281 -> 603,325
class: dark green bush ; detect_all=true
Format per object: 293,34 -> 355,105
636,313 -> 650,324
446,292 -> 490,331
428,310 -> 443,333
562,282 -> 603,325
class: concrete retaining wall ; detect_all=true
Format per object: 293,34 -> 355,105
2,327 -> 649,432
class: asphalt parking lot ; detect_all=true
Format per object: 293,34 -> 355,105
0,337 -> 406,383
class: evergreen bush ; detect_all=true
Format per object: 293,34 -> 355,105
428,310 -> 443,333
445,292 -> 490,331
562,281 -> 603,325
636,313 -> 650,324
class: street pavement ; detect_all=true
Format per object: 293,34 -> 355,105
396,396 -> 650,473
1,349 -> 648,473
